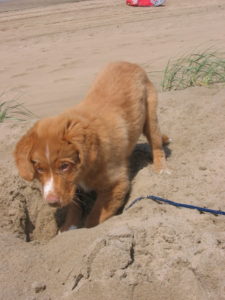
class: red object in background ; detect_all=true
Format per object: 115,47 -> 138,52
126,0 -> 165,6
127,0 -> 154,6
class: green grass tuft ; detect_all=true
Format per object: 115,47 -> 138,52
0,99 -> 35,123
161,51 -> 225,91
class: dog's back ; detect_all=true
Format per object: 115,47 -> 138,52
76,62 -> 155,156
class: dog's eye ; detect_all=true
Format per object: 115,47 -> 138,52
59,162 -> 70,172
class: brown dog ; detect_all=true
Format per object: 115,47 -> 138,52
14,62 -> 168,231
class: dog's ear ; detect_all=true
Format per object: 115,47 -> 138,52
62,118 -> 88,165
14,125 -> 37,181
63,118 -> 87,144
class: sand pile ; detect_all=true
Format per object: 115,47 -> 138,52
0,85 -> 225,300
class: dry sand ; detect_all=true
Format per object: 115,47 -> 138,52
0,0 -> 225,299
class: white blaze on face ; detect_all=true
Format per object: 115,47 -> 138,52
45,143 -> 50,164
43,176 -> 55,199
43,144 -> 56,200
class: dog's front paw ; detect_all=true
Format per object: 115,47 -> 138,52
58,224 -> 79,234
159,168 -> 171,175
154,164 -> 171,174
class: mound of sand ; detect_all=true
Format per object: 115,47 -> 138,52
1,85 -> 225,300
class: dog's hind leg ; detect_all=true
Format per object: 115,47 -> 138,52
143,81 -> 168,173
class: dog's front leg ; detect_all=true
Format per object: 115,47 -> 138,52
59,201 -> 83,232
85,178 -> 130,228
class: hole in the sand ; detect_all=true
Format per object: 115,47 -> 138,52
24,207 -> 35,242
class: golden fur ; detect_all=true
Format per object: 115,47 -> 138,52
14,62 -> 168,230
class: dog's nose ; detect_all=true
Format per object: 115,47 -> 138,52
46,193 -> 60,206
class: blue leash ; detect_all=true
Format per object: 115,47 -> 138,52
125,195 -> 225,216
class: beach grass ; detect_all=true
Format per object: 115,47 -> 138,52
161,50 -> 225,91
0,97 -> 35,123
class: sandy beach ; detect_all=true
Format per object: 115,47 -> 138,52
1,0 -> 225,116
0,0 -> 225,299
0,0 -> 84,12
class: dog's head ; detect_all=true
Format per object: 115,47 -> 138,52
14,115 -> 87,207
